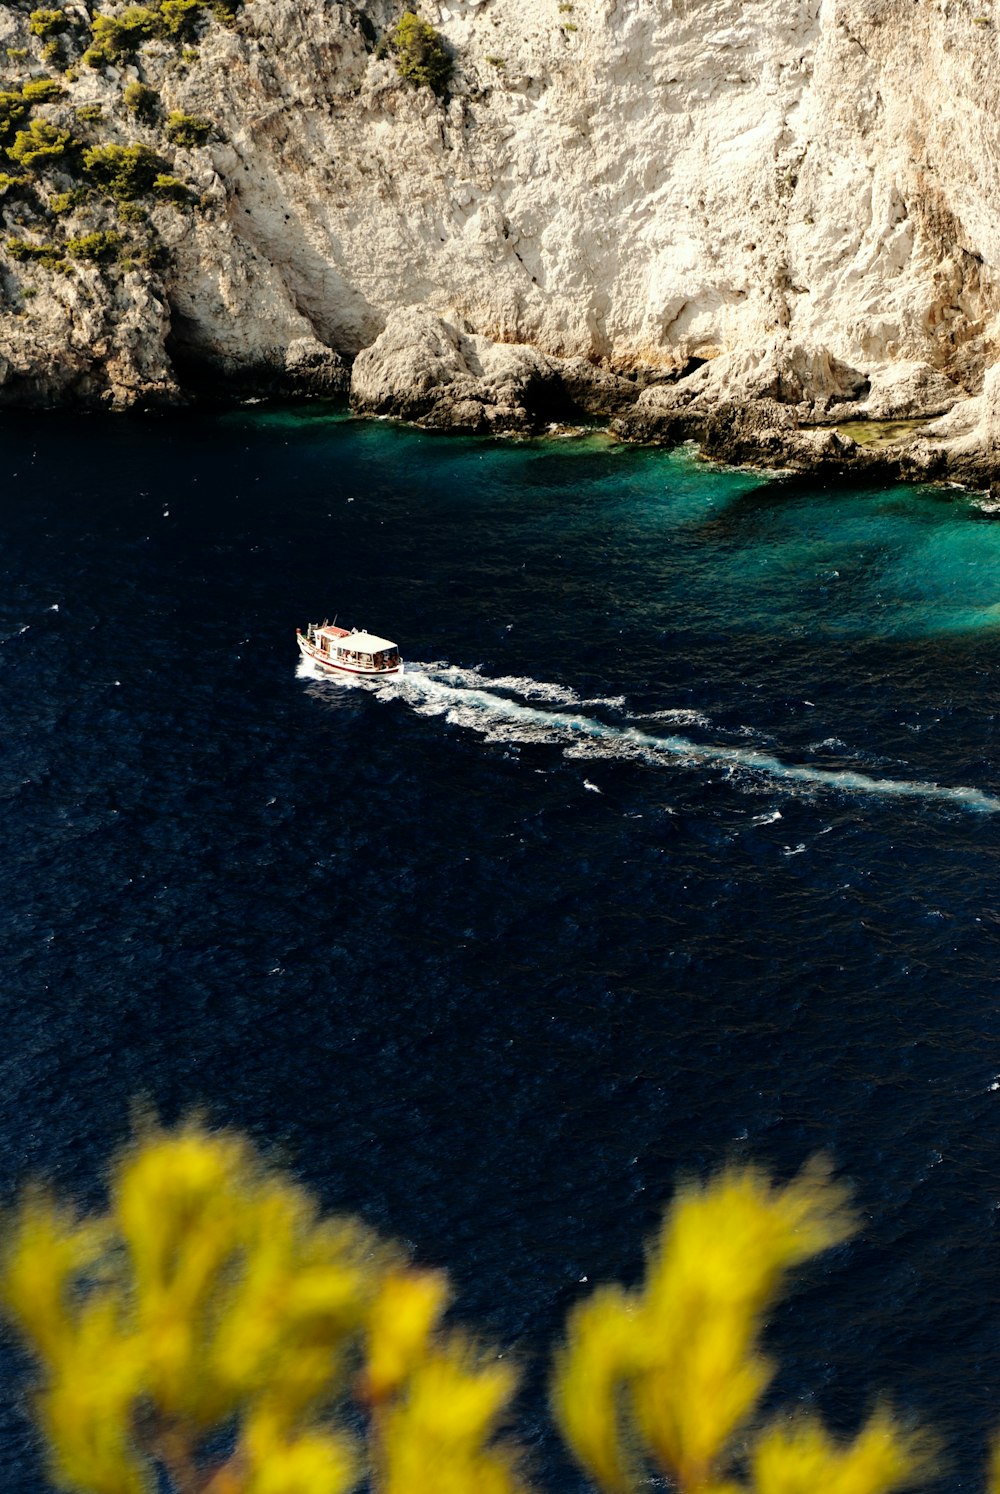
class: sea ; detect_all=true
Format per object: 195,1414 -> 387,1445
1,404 -> 999,1492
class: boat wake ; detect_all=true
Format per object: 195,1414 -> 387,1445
297,658 -> 1000,814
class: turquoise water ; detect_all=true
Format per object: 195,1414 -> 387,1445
1,407 -> 999,1492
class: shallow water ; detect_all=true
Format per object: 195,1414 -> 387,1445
832,418 -> 930,446
0,407 -> 999,1490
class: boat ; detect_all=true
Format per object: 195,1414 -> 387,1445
296,620 -> 403,676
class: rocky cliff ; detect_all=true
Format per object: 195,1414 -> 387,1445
1,0 -> 999,476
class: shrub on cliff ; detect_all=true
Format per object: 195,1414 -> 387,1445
0,90 -> 30,145
82,0 -> 239,64
0,1123 -> 955,1494
389,11 -> 453,95
153,170 -> 193,204
48,185 -> 86,212
160,0 -> 204,38
28,7 -> 71,39
82,141 -> 163,199
0,171 -> 30,199
7,117 -> 75,168
66,228 -> 122,261
21,77 -> 65,103
6,235 -> 62,265
123,79 -> 159,120
165,108 -> 212,145
83,6 -> 161,67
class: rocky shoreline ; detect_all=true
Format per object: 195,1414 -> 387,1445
5,287 -> 999,489
344,306 -> 1000,489
1,0 -> 1000,494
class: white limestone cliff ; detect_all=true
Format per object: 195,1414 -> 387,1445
3,0 -> 1000,472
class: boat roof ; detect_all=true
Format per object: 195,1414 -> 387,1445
332,630 -> 396,652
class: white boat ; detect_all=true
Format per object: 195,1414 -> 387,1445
297,621 -> 402,676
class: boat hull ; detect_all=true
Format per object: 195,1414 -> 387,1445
297,633 -> 403,676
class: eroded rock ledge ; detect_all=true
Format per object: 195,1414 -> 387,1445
349,307 -> 1000,487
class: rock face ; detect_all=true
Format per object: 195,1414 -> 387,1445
351,307 -> 562,431
2,0 -> 1000,473
351,306 -> 638,430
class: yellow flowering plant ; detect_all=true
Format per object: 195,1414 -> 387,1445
0,1121 -> 522,1494
0,1129 -> 948,1494
553,1160 -> 934,1494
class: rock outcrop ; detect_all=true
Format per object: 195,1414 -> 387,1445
350,306 -> 639,430
1,0 -> 1000,475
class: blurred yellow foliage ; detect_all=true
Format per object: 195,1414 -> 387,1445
364,1264 -> 450,1404
377,1336 -> 525,1494
752,1409 -> 935,1494
553,1160 -> 926,1494
0,1121 -> 518,1494
0,1131 -> 953,1494
989,1432 -> 1000,1494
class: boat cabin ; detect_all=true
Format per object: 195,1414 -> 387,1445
303,623 -> 401,673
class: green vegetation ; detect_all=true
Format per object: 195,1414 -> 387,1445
8,117 -> 75,168
0,91 -> 29,145
83,6 -> 161,66
0,0 -> 258,280
80,0 -> 242,66
165,108 -> 211,145
389,11 -> 453,95
153,170 -> 192,203
6,47 -> 29,62
0,171 -> 29,198
28,7 -> 71,39
66,228 -> 122,260
21,77 -> 65,102
123,79 -> 158,120
160,0 -> 204,38
6,235 -> 63,264
485,54 -> 505,67
82,141 -> 163,199
0,77 -> 70,155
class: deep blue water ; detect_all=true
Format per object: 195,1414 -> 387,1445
1,406 -> 1000,1491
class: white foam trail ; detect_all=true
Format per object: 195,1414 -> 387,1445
300,659 -> 1000,813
